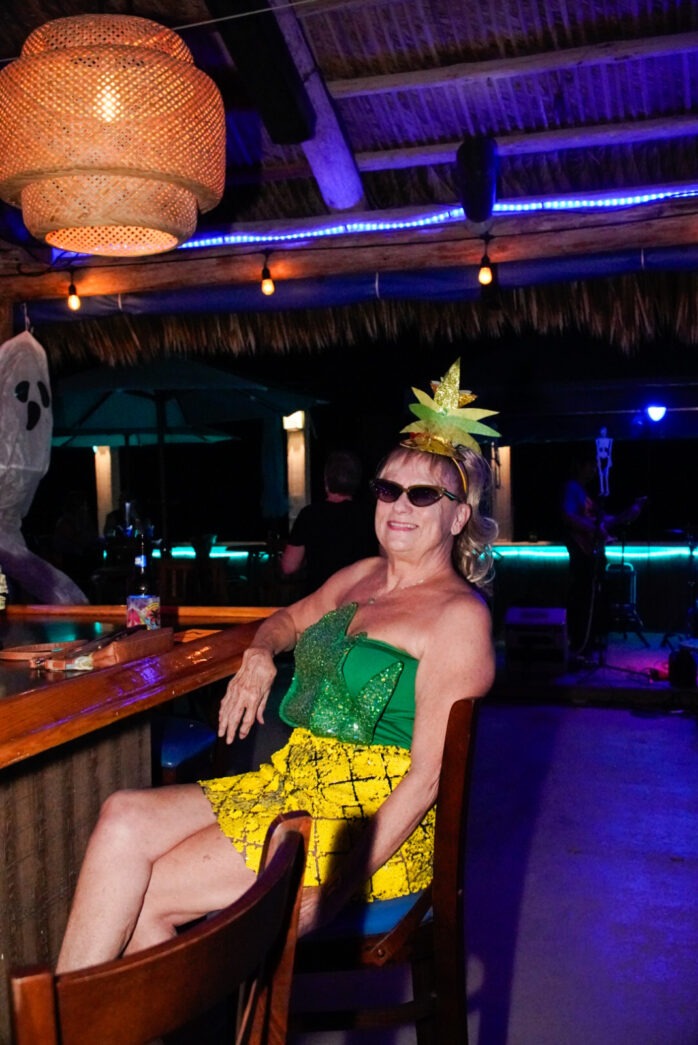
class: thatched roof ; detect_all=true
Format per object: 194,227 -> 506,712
2,1 -> 698,361
31,271 -> 698,371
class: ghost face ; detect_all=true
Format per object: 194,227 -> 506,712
14,374 -> 51,431
0,331 -> 53,517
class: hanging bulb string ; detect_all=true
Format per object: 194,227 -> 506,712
260,251 -> 275,296
478,231 -> 494,286
67,269 -> 81,311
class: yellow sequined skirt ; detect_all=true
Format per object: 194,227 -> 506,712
200,728 -> 434,901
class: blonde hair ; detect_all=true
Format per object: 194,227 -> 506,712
451,446 -> 498,593
378,445 -> 498,593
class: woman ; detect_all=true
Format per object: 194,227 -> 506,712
57,359 -> 499,973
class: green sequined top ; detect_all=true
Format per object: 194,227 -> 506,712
279,603 -> 418,749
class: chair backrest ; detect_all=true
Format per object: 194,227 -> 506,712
431,697 -> 480,1032
10,811 -> 310,1045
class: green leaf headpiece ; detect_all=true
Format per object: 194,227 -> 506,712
400,358 -> 499,492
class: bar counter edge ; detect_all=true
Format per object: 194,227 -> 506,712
0,604 -> 277,771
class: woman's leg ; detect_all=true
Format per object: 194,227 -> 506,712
57,783 -> 220,972
125,819 -> 256,954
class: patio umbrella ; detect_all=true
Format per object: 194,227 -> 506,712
52,359 -> 323,543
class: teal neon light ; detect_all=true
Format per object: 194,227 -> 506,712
493,544 -> 691,563
151,545 -> 266,562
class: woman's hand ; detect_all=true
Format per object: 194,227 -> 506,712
218,646 -> 277,744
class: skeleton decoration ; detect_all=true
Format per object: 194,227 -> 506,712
596,425 -> 613,498
0,331 -> 88,603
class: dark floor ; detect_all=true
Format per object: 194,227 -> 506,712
210,632 -> 698,1044
493,628 -> 698,712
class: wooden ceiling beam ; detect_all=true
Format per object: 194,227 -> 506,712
4,198 -> 698,302
354,114 -> 698,172
329,30 -> 698,98
222,113 -> 698,180
267,0 -> 365,210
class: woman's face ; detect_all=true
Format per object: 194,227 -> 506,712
374,449 -> 470,561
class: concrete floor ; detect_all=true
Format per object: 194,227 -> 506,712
212,645 -> 698,1045
465,701 -> 698,1045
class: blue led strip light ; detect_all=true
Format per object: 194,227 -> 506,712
179,186 -> 698,252
179,208 -> 465,249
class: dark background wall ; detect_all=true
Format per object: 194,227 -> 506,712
23,329 -> 697,546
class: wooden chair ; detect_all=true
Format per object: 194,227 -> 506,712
10,811 -> 311,1045
291,697 -> 479,1043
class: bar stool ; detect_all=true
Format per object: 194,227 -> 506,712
153,716 -> 217,785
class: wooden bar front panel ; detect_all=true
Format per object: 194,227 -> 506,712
0,718 -> 151,1045
0,607 -> 274,1045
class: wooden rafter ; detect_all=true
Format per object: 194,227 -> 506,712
267,0 -> 365,210
328,30 -> 698,98
236,114 -> 698,180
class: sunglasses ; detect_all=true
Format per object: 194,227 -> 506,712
370,478 -> 462,507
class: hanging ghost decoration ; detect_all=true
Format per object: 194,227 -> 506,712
0,331 -> 88,603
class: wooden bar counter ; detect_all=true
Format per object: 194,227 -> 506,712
0,603 -> 275,1045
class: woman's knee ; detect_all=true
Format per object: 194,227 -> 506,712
94,789 -> 156,850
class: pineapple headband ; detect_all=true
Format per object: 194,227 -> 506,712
400,358 -> 499,494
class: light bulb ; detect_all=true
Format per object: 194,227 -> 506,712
67,282 -> 81,311
478,255 -> 493,286
96,85 -> 121,123
261,264 -> 275,296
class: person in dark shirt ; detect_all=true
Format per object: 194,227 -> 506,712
561,455 -> 646,656
280,450 -> 377,594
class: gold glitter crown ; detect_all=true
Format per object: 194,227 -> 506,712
400,358 -> 499,486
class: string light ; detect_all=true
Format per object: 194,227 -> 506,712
260,253 -> 275,296
478,255 -> 493,285
67,270 -> 81,311
478,233 -> 494,286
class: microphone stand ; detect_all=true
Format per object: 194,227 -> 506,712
592,497 -> 609,666
574,494 -> 608,668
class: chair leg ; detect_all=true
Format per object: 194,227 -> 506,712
412,953 -> 438,1045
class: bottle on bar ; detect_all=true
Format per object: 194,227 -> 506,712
126,532 -> 161,630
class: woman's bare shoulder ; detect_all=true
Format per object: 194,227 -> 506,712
415,586 -> 495,698
421,582 -> 491,643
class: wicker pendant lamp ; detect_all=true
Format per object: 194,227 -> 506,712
0,14 -> 225,257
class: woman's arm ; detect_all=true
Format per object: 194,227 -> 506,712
217,607 -> 297,743
218,557 -> 379,743
300,591 -> 495,931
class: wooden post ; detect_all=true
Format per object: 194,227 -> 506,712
94,446 -> 120,535
492,445 -> 513,542
0,300 -> 14,344
283,411 -> 309,529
